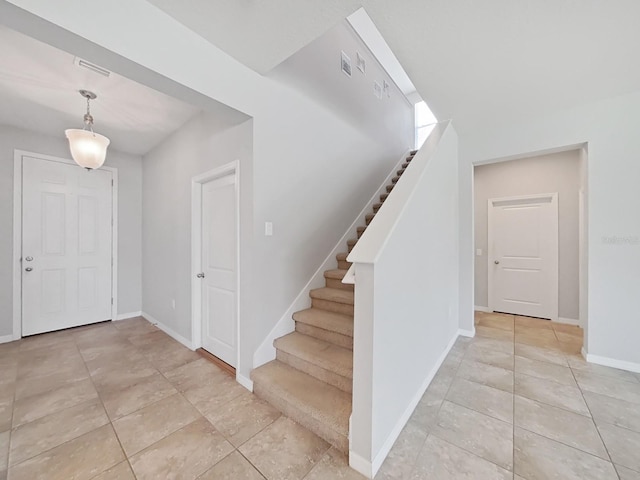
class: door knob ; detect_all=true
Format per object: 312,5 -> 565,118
494,260 -> 500,264
25,256 -> 33,262
25,267 -> 33,272
196,272 -> 205,278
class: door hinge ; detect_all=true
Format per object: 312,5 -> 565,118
111,179 -> 114,186
111,298 -> 114,305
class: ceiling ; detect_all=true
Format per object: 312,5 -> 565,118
0,25 -> 201,155
146,0 -> 640,133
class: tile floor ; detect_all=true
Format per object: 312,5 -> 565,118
1,313 -> 639,479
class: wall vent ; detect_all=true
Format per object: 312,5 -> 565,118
341,51 -> 352,77
73,57 -> 111,77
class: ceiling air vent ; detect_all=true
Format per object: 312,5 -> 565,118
73,57 -> 111,77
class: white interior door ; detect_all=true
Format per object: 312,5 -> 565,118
488,194 -> 558,320
22,156 -> 113,336
200,172 -> 237,366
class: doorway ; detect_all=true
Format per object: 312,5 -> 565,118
13,151 -> 117,337
488,193 -> 558,320
191,161 -> 239,368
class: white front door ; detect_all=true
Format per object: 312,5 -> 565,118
22,156 -> 113,336
488,194 -> 558,320
200,172 -> 237,366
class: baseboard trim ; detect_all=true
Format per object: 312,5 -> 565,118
114,311 -> 142,321
352,330 -> 461,478
141,312 -> 194,350
458,327 -> 475,338
556,317 -> 580,326
0,334 -> 15,344
349,451 -> 373,479
474,305 -> 491,313
584,352 -> 640,374
236,374 -> 254,392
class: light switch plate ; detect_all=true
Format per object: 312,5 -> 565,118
265,222 -> 273,236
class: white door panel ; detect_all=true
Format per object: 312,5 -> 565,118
22,156 -> 112,335
200,174 -> 237,366
488,195 -> 558,319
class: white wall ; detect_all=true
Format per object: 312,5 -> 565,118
349,123 -> 460,477
474,151 -> 581,320
0,123 -> 142,337
460,90 -> 640,370
268,20 -> 413,154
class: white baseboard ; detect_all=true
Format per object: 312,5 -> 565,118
458,327 -> 475,338
252,149 -> 413,370
474,305 -> 491,313
584,351 -> 640,374
141,312 -> 194,350
556,317 -> 580,326
236,374 -> 254,392
351,330 -> 460,478
114,311 -> 142,321
0,334 -> 15,344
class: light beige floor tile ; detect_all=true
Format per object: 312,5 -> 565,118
568,357 -> 640,384
164,357 -> 230,392
431,401 -> 513,470
446,377 -> 513,423
515,373 -> 590,416
0,430 -> 8,472
18,330 -> 74,352
8,424 -> 124,480
470,336 -> 514,354
111,317 -> 156,335
182,375 -> 246,417
14,367 -> 89,401
425,370 -> 455,398
9,398 -> 109,466
515,355 -> 576,386
515,333 -> 563,351
476,325 -> 514,341
554,331 -> 584,345
617,465 -> 640,480
304,447 -> 366,480
584,391 -> 640,433
515,316 -> 553,330
408,391 -> 442,433
514,395 -> 608,459
551,323 -> 583,336
76,338 -> 137,364
409,435 -> 512,480
0,388 -> 14,432
205,391 -> 280,447
12,377 -> 98,427
141,341 -> 201,373
515,324 -> 557,340
198,450 -> 265,480
514,343 -> 568,366
0,469 -> 5,480
456,359 -> 513,392
597,423 -> 640,472
127,330 -> 172,348
239,417 -> 329,480
464,344 -> 514,371
514,427 -> 617,480
375,422 -> 428,480
92,461 -> 136,480
574,371 -> 640,404
475,313 -> 514,332
100,372 -> 177,420
17,353 -> 87,382
130,417 -> 233,480
112,392 -> 201,456
90,361 -> 158,393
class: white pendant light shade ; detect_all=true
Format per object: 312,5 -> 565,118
65,128 -> 110,170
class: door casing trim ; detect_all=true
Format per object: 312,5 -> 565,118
12,150 -> 118,340
191,160 -> 240,369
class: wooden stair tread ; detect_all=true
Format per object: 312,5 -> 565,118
275,332 -> 352,378
252,360 -> 351,436
309,287 -> 354,305
293,308 -> 353,337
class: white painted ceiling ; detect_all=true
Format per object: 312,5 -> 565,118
145,0 -> 640,133
0,25 -> 200,155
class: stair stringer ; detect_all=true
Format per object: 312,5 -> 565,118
252,148 -> 412,370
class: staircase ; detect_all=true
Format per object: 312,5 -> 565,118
251,150 -> 417,453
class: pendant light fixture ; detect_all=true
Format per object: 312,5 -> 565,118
65,89 -> 110,170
